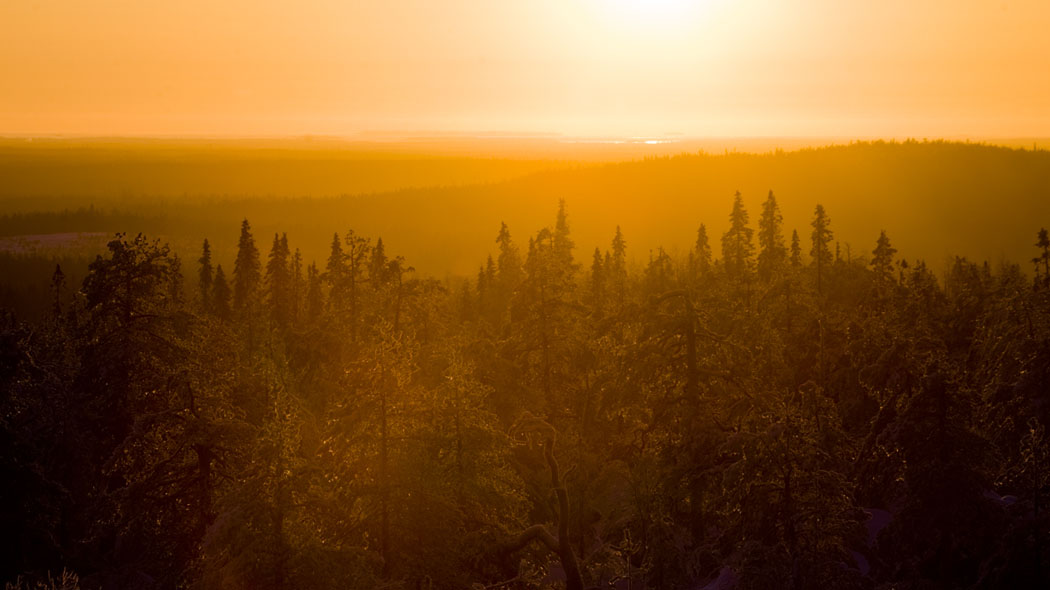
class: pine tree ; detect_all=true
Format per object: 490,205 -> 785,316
233,219 -> 262,314
198,239 -> 213,313
721,191 -> 755,280
790,229 -> 802,267
81,233 -> 182,434
810,204 -> 833,294
757,190 -> 787,280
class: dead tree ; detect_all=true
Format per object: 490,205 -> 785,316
501,439 -> 583,590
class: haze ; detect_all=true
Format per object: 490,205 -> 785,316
3,0 -> 1049,138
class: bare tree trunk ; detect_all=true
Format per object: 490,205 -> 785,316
500,439 -> 584,590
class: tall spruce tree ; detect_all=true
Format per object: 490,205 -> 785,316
325,232 -> 346,310
810,204 -> 834,294
233,219 -> 262,314
305,261 -> 323,321
722,191 -> 755,280
610,226 -> 627,309
1036,228 -> 1050,288
496,221 -> 524,302
553,199 -> 578,282
212,264 -> 231,322
590,247 -> 605,310
757,190 -> 787,280
872,230 -> 898,284
266,233 -> 292,329
371,237 -> 389,287
694,223 -> 712,277
198,238 -> 214,313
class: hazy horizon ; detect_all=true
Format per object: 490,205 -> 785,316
4,132 -> 1049,163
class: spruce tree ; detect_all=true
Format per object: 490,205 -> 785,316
495,222 -> 523,299
722,191 -> 755,280
590,247 -> 605,310
550,199 -> 579,294
325,232 -> 346,310
168,253 -> 184,308
290,248 -> 303,323
233,219 -> 261,314
305,262 -> 323,321
344,230 -> 371,340
371,237 -> 389,287
198,239 -> 213,313
266,233 -> 292,328
872,230 -> 898,284
790,229 -> 802,267
694,223 -> 712,277
611,226 -> 628,309
757,190 -> 787,281
212,264 -> 231,322
810,204 -> 833,294
1036,228 -> 1050,288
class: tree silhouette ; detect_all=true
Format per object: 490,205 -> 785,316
1036,228 -> 1050,288
810,204 -> 833,294
212,264 -> 231,321
722,191 -> 755,280
790,229 -> 802,267
872,230 -> 898,289
233,219 -> 261,314
758,190 -> 787,281
198,238 -> 213,313
694,223 -> 713,278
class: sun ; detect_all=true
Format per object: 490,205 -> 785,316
594,0 -> 716,35
604,0 -> 698,21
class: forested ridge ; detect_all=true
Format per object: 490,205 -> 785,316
2,141 -> 1048,279
2,194 -> 1049,590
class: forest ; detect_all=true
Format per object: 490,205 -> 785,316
2,190 -> 1048,590
2,140 -> 1048,284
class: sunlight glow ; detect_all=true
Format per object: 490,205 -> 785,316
605,0 -> 698,21
590,0 -> 723,46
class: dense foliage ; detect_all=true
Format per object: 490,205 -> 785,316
2,195 -> 1048,589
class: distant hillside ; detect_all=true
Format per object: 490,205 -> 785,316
1,140 -> 1047,276
0,137 -> 576,206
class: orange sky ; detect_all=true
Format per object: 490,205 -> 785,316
2,0 -> 1048,138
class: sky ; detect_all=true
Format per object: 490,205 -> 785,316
2,0 -> 1048,138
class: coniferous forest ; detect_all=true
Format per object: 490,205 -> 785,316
3,192 -> 1049,590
